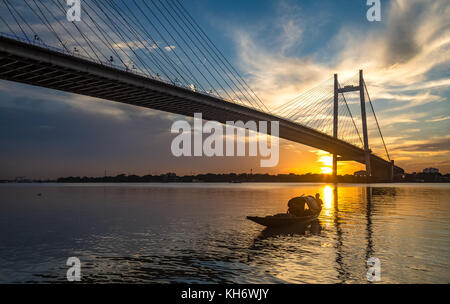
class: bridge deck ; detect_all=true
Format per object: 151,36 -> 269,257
0,36 -> 403,178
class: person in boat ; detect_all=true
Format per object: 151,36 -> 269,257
287,194 -> 322,217
312,193 -> 323,213
314,193 -> 323,207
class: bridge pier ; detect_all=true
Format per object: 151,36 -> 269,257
371,161 -> 393,182
370,159 -> 405,182
390,160 -> 394,182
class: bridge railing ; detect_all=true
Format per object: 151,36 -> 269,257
1,33 -> 389,161
0,32 -> 242,105
0,33 -> 366,150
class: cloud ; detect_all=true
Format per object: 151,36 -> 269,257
232,1 -> 449,107
392,135 -> 450,152
0,81 -> 172,121
164,45 -> 176,52
234,30 -> 329,109
1,0 -> 448,175
380,91 -> 444,112
397,78 -> 450,92
426,115 -> 450,122
230,0 -> 450,172
382,0 -> 427,65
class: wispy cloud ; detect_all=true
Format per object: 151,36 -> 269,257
164,45 -> 176,52
230,0 -> 450,172
426,115 -> 450,122
0,81 -> 169,121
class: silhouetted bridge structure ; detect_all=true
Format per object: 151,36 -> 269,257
0,0 -> 403,181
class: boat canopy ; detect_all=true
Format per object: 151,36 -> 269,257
287,196 -> 318,216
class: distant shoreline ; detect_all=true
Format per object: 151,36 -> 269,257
1,181 -> 449,184
2,171 -> 449,184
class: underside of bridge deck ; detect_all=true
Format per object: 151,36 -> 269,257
0,36 -> 403,181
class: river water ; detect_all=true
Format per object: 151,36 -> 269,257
0,183 -> 449,283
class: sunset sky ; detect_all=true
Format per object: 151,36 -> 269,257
0,0 -> 449,179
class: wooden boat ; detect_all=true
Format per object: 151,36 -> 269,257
247,212 -> 319,228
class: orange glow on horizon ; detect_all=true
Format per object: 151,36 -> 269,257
321,167 -> 333,174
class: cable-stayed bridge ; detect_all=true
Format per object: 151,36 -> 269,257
0,0 -> 403,181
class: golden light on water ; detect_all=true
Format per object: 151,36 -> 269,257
323,185 -> 333,209
319,185 -> 335,220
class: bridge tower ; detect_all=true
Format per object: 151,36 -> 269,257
359,70 -> 372,177
334,70 -> 372,178
333,74 -> 339,179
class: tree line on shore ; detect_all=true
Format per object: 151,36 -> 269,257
2,171 -> 448,183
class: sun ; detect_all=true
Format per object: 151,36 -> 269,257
321,167 -> 333,174
318,154 -> 333,174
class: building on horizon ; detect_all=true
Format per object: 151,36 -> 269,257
423,168 -> 439,174
354,170 -> 367,177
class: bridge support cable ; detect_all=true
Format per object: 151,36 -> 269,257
83,0 -> 157,76
2,0 -> 29,42
160,0 -> 264,112
307,96 -> 335,132
110,0 -> 210,87
172,0 -> 270,113
0,0 -> 272,111
282,91 -> 334,125
139,0 -> 230,102
88,0 -> 159,77
287,89 -> 334,123
271,72 -> 365,154
0,34 -> 403,180
0,1 -> 393,174
340,107 -> 360,147
289,93 -> 331,122
142,0 -> 266,110
50,0 -> 128,66
339,98 -> 362,148
84,4 -> 138,68
272,77 -> 333,116
39,0 -> 97,63
167,0 -> 267,112
135,0 -> 249,104
116,0 -> 200,87
271,70 -> 376,178
307,102 -> 332,131
163,0 -> 263,110
155,0 -> 259,111
291,98 -> 333,132
28,0 -> 71,52
337,86 -> 363,148
4,0 -> 47,47
364,80 -> 391,162
102,0 -> 215,94
100,0 -> 175,81
51,0 -> 104,63
0,14 -> 16,37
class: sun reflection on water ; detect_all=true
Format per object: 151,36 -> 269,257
323,185 -> 333,208
321,185 -> 334,217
